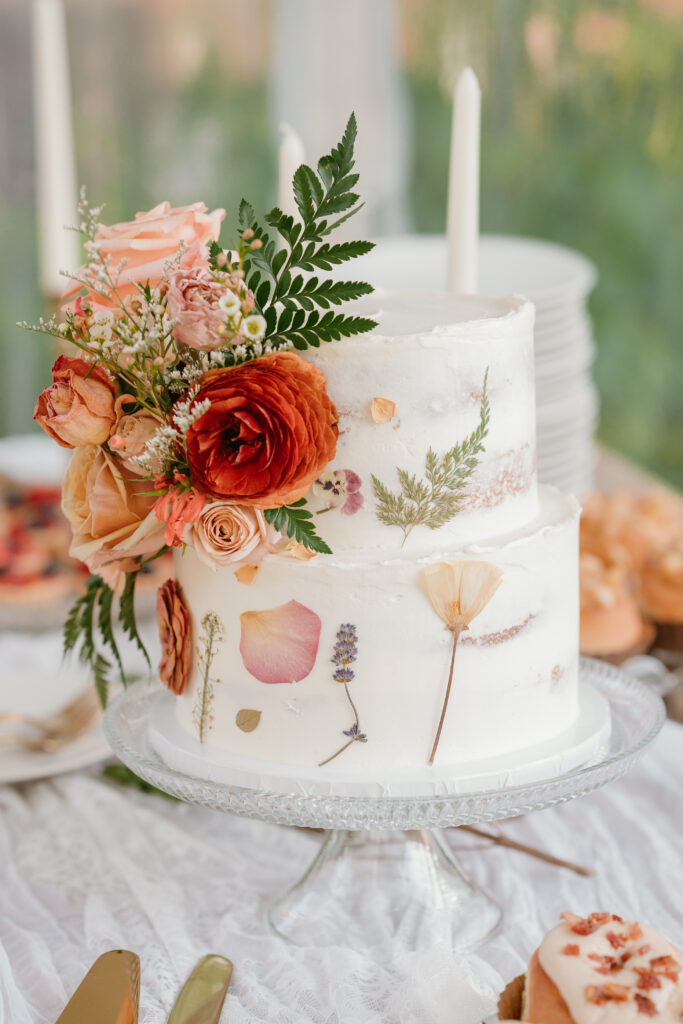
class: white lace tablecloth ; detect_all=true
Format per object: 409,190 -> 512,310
0,722 -> 682,1024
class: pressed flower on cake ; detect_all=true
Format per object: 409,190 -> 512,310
157,578 -> 192,695
422,560 -> 503,765
312,469 -> 364,515
239,600 -> 321,684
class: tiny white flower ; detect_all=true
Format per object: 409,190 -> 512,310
219,290 -> 242,317
92,310 -> 115,327
242,314 -> 267,342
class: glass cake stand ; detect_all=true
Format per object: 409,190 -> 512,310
104,659 -> 664,952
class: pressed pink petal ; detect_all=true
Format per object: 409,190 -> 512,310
343,470 -> 362,492
240,600 -> 321,684
341,490 -> 364,515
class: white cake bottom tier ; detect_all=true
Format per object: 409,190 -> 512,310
171,486 -> 580,776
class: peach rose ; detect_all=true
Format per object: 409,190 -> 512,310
33,356 -> 117,449
166,263 -> 227,351
157,578 -> 191,695
62,445 -> 165,593
188,501 -> 278,569
185,353 -> 339,508
109,401 -> 164,476
64,201 -> 225,308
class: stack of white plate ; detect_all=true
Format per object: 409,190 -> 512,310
344,233 -> 599,498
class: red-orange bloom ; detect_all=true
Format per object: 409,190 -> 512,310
157,578 -> 191,695
185,353 -> 338,508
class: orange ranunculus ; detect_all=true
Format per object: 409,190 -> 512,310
184,353 -> 339,508
33,355 -> 117,448
63,201 -> 225,309
157,578 -> 191,695
62,445 -> 165,593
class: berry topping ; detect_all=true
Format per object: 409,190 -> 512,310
563,944 -> 580,956
588,954 -> 615,975
606,931 -> 627,950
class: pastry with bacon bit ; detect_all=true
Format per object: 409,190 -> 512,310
497,912 -> 683,1023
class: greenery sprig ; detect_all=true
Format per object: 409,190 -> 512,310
209,112 -> 377,354
372,369 -> 491,544
264,499 -> 333,555
64,572 -> 148,706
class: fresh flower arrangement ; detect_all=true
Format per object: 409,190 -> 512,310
23,114 -> 376,702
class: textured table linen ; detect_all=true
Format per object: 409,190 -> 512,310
0,722 -> 681,1024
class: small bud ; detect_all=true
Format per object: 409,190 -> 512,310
216,251 -> 228,268
250,238 -> 263,250
241,228 -> 255,241
109,434 -> 124,450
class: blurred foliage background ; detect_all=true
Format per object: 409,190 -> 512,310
0,0 -> 681,486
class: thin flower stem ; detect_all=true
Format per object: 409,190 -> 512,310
317,683 -> 361,767
428,625 -> 464,766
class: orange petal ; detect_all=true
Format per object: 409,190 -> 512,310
371,397 -> 397,423
235,564 -> 259,585
240,600 -> 321,684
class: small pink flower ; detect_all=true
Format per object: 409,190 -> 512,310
312,469 -> 364,515
166,257 -> 228,352
153,474 -> 206,547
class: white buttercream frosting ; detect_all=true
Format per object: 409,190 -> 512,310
301,290 -> 538,555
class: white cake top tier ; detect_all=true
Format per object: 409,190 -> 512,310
302,290 -> 538,555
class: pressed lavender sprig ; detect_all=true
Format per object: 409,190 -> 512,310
318,623 -> 367,766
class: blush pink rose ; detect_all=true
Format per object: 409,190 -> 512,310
166,263 -> 227,351
62,445 -> 165,593
188,501 -> 278,569
33,355 -> 117,449
109,401 -> 164,476
157,578 -> 191,695
63,201 -> 225,309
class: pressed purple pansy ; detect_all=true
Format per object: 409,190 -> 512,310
312,469 -> 364,515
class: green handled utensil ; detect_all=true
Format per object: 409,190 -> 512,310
166,955 -> 234,1024
56,949 -> 140,1024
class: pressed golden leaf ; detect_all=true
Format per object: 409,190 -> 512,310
234,564 -> 259,585
370,397 -> 396,423
283,541 -> 318,561
236,708 -> 261,732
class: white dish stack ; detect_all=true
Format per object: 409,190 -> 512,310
345,233 -> 599,499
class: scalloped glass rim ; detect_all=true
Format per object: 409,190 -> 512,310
103,657 -> 665,831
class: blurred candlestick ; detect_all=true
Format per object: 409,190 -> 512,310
277,123 -> 306,219
446,67 -> 481,294
32,0 -> 79,300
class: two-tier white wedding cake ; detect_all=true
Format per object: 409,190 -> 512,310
150,290 -> 596,794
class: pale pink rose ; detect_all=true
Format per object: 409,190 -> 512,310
62,445 -> 165,593
188,501 -> 278,569
157,578 -> 191,695
33,355 -> 117,449
166,264 -> 227,351
63,201 -> 225,309
109,402 -> 164,476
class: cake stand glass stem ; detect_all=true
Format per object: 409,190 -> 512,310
429,625 -> 464,766
268,827 -> 502,951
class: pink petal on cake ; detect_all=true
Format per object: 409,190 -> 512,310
240,600 -> 321,684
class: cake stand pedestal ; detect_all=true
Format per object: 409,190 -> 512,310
104,659 -> 664,952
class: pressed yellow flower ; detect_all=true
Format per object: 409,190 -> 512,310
421,559 -> 504,765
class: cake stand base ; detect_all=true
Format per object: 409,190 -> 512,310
269,828 -> 501,951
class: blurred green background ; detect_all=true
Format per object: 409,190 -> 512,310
0,0 -> 681,486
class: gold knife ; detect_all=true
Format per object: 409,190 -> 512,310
56,950 -> 140,1024
166,955 -> 234,1024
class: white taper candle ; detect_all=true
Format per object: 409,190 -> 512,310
277,123 -> 306,219
446,67 -> 481,294
32,0 -> 79,299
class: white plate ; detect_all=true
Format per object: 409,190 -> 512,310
0,630 -> 111,784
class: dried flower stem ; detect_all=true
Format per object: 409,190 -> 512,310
318,683 -> 360,766
457,826 -> 593,877
428,625 -> 465,766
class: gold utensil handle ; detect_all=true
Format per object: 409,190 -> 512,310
167,955 -> 234,1024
